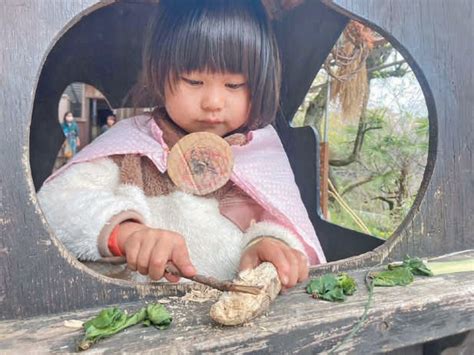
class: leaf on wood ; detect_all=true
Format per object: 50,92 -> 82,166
306,273 -> 357,302
372,255 -> 433,287
399,255 -> 433,276
338,273 -> 357,295
142,304 -> 173,329
78,304 -> 171,351
371,267 -> 414,287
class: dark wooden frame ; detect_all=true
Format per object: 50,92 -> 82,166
1,3 -> 472,348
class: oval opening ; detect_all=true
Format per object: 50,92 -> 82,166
30,2 -> 436,287
292,20 -> 430,242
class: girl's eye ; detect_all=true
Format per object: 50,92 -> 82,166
181,77 -> 203,86
225,82 -> 247,90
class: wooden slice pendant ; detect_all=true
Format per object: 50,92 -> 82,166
167,132 -> 234,195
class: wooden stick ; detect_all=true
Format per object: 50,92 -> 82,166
96,256 -> 263,295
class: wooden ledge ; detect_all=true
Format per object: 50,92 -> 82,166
0,257 -> 473,353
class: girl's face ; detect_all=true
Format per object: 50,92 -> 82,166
106,116 -> 116,126
64,113 -> 74,123
164,71 -> 251,137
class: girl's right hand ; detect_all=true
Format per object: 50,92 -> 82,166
117,221 -> 196,282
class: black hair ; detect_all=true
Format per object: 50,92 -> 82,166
138,0 -> 281,130
63,111 -> 73,120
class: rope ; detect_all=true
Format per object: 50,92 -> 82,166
328,179 -> 371,234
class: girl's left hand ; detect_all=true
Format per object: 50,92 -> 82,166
239,237 -> 309,289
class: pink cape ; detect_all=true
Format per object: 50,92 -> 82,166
48,116 -> 326,264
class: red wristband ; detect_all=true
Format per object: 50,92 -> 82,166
107,224 -> 123,256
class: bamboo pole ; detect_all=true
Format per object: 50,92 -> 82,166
320,75 -> 331,219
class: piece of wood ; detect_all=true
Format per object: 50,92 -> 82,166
167,132 -> 234,195
319,142 -> 329,219
210,262 -> 282,326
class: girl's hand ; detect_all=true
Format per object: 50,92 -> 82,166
117,221 -> 196,282
239,238 -> 309,289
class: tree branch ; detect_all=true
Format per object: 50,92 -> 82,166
362,126 -> 382,134
367,59 -> 406,75
372,196 -> 395,210
341,175 -> 376,196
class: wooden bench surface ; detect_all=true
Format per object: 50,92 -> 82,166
1,253 -> 472,353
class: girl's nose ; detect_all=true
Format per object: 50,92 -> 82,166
201,88 -> 225,112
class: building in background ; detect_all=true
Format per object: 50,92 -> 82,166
55,83 -> 152,169
58,83 -> 113,148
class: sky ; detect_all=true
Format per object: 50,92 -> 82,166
368,71 -> 428,118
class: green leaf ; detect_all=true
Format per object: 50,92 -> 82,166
403,255 -> 433,276
145,304 -> 172,329
127,307 -> 148,327
82,307 -> 146,344
372,267 -> 414,286
307,274 -> 336,295
83,308 -> 122,330
78,304 -> 169,351
387,255 -> 433,276
337,273 -> 357,295
307,273 -> 357,302
319,287 -> 346,302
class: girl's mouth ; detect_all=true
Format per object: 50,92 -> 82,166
200,116 -> 225,124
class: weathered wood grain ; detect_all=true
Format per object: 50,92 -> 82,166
0,266 -> 472,353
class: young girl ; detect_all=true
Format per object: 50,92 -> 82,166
38,0 -> 326,288
61,111 -> 80,158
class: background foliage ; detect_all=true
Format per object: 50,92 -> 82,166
293,21 -> 429,238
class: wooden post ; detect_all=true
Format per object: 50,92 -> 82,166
320,141 -> 329,218
320,75 -> 331,219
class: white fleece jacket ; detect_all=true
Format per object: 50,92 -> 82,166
38,157 -> 306,280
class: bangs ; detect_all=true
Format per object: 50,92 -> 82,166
141,0 -> 280,129
165,2 -> 262,87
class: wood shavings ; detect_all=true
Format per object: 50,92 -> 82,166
181,288 -> 222,303
63,320 -> 84,329
157,299 -> 172,304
